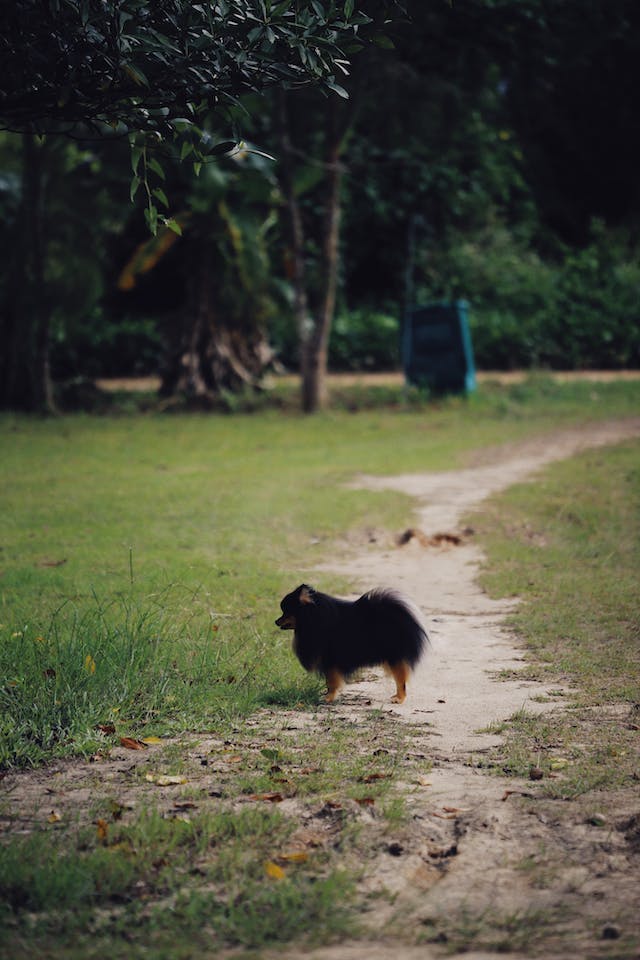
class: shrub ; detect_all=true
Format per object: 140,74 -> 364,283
420,224 -> 640,370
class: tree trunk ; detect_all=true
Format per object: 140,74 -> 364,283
277,92 -> 346,413
303,102 -> 343,413
1,135 -> 56,412
276,91 -> 315,409
159,237 -> 273,405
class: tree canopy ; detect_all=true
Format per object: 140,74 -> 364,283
1,1 -> 372,140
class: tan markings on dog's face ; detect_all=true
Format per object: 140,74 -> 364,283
299,586 -> 315,605
275,613 -> 296,630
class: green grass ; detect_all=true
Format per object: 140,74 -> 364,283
1,378 -> 639,767
1,376 -> 639,956
0,709 -> 423,958
0,804 -> 356,954
474,438 -> 640,796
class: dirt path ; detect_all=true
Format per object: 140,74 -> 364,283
274,418 -> 640,960
328,418 -> 640,749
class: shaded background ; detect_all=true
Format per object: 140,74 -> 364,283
1,0 -> 639,411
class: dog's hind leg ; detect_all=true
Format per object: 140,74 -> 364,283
387,661 -> 409,704
324,668 -> 344,703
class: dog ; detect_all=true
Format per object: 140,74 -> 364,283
275,584 -> 428,704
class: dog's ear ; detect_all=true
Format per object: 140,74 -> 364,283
299,585 -> 315,605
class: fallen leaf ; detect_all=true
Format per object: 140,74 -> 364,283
265,861 -> 285,880
355,797 -> 375,807
120,736 -> 147,750
96,819 -> 109,843
145,774 -> 187,786
141,736 -> 163,745
47,810 -> 62,823
442,806 -> 468,814
84,654 -> 96,674
173,801 -> 198,810
247,792 -> 284,803
501,789 -> 535,801
549,757 -> 569,771
291,829 -> 325,848
37,558 -> 67,567
276,851 -> 309,863
43,667 -> 56,679
362,773 -> 390,783
97,724 -> 116,735
413,776 -> 432,787
430,532 -> 462,546
432,811 -> 457,820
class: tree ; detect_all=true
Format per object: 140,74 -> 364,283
0,0 -> 381,411
113,148 -> 283,404
276,87 -> 353,411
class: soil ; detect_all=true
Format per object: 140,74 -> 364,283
3,417 -> 640,959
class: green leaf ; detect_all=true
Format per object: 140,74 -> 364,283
344,0 -> 354,18
130,175 -> 141,202
164,218 -> 183,236
152,188 -> 169,208
144,204 -> 159,235
131,146 -> 143,175
373,34 -> 395,49
326,78 -> 349,99
210,140 -> 238,156
148,157 -> 166,180
245,147 -> 277,162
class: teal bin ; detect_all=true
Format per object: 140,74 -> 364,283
402,300 -> 476,394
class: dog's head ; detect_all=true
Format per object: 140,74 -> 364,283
275,584 -> 316,630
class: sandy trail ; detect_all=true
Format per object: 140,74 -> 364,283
277,417 -> 640,960
325,419 -> 640,752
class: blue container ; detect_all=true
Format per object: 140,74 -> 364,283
402,300 -> 476,394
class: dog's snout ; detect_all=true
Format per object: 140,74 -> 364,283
276,613 -> 296,630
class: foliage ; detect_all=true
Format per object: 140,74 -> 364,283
1,0 -> 397,234
421,224 -> 640,369
272,307 -> 400,371
1,0 -> 372,136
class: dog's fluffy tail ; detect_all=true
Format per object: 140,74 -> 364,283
362,587 -> 429,667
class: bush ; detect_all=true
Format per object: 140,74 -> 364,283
271,308 -> 400,372
421,224 -> 640,370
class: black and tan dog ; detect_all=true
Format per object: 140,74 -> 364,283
275,584 -> 428,704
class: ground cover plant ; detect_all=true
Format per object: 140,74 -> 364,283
475,437 -> 640,799
1,376 -> 639,958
